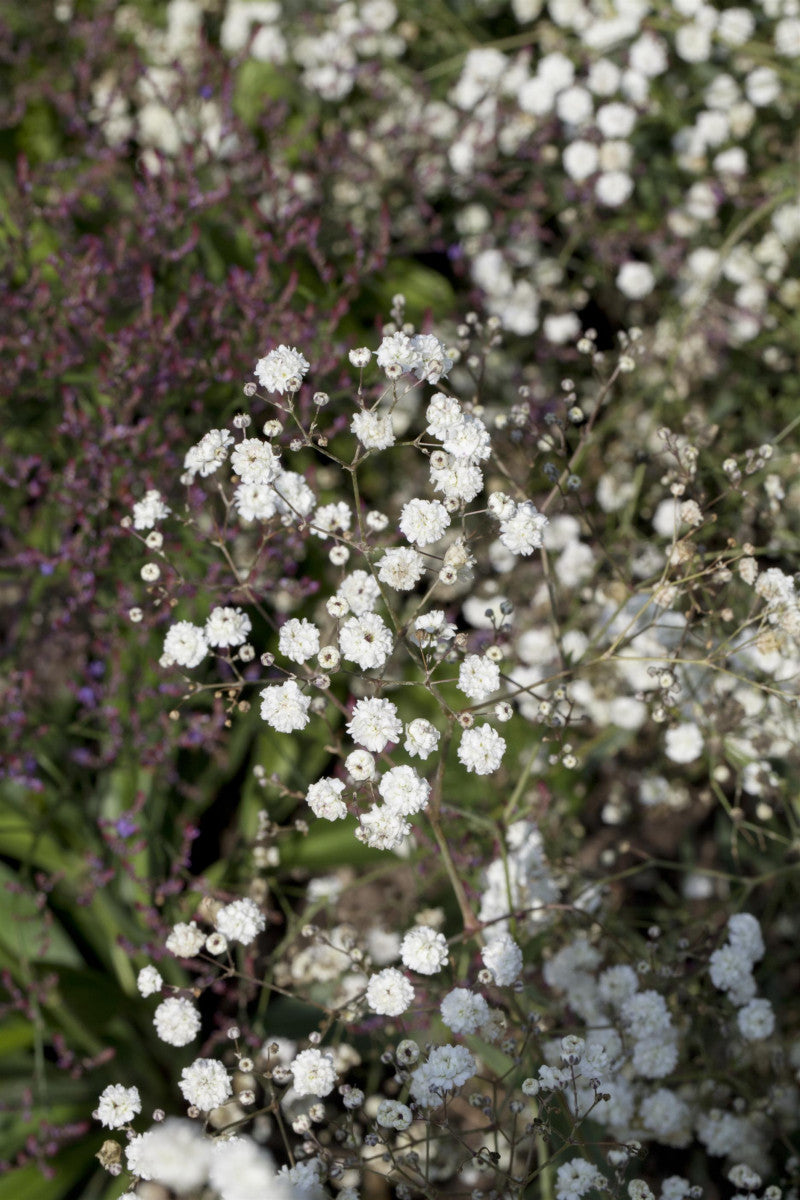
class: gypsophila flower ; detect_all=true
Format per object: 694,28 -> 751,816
166,921 -> 206,957
351,409 -> 396,450
347,697 -> 402,751
399,498 -> 450,547
254,345 -> 310,393
366,968 -> 415,1016
132,489 -> 170,530
336,570 -> 381,616
137,965 -> 163,997
377,546 -> 426,590
376,1099 -> 413,1130
404,718 -> 441,759
665,722 -> 704,764
184,428 -> 234,477
95,1084 -> 142,1129
234,481 -> 279,522
206,932 -> 228,955
442,413 -> 491,461
481,933 -> 523,986
378,765 -> 430,814
409,1044 -> 476,1106
414,609 -> 457,645
457,724 -> 506,774
349,347 -> 371,367
555,1158 -> 605,1200
498,501 -> 548,556
440,987 -> 490,1035
339,612 -> 393,670
209,1137 -> 283,1200
737,998 -> 775,1040
179,1058 -> 232,1110
290,1048 -> 337,1096
727,913 -> 765,962
279,618 -> 320,663
357,805 -> 411,851
153,996 -> 201,1046
205,606 -> 252,648
400,925 -> 449,975
126,1120 -> 211,1190
230,438 -> 280,484
306,777 -> 348,820
458,654 -> 501,702
345,748 -> 377,781
312,501 -> 351,540
259,680 -> 311,732
141,562 -> 160,582
215,898 -> 266,945
163,621 -> 208,669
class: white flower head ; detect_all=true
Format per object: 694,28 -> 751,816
254,345 -> 310,393
179,1058 -> 232,1110
95,1083 -> 142,1129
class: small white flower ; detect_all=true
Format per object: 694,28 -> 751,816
306,777 -> 348,820
377,547 -> 426,591
366,968 -> 415,1016
163,621 -> 208,669
347,697 -> 402,752
137,965 -> 163,997
351,409 -> 396,450
458,654 -> 501,702
400,925 -> 449,975
404,718 -> 441,760
230,438 -> 280,484
440,987 -> 490,1034
179,1058 -> 232,1110
254,345 -> 310,393
132,489 -> 170,531
457,724 -> 506,774
184,428 -> 234,478
664,722 -> 704,764
376,1099 -> 413,1130
153,996 -> 201,1046
166,921 -> 206,958
481,933 -> 523,986
215,898 -> 266,945
279,618 -> 320,663
291,1048 -> 337,1096
399,498 -> 450,547
205,606 -> 252,648
95,1083 -> 142,1129
339,612 -> 393,670
259,680 -> 311,732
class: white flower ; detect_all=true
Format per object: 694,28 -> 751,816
441,413 -> 491,461
617,261 -> 655,299
399,498 -> 450,547
555,1158 -> 605,1200
378,765 -> 430,814
409,1044 -> 476,1106
95,1083 -> 142,1129
357,805 -> 411,850
230,438 -> 280,484
457,724 -> 506,774
498,501 -> 548,555
209,1137 -> 286,1200
481,933 -> 523,986
259,680 -> 311,732
306,777 -> 348,820
234,481 -> 279,522
595,170 -> 634,206
430,456 -> 484,503
440,987 -> 490,1034
126,1120 -> 211,1190
664,722 -> 704,764
254,345 -> 310,393
132,489 -> 170,530
279,618 -> 320,663
377,547 -> 426,590
179,1058 -> 232,1110
205,606 -> 252,648
184,428 -> 234,477
351,409 -> 396,450
312,501 -> 352,540
376,1099 -> 413,1130
291,1048 -> 337,1096
339,612 -> 393,670
414,609 -> 457,645
347,697 -> 402,751
400,924 -> 448,975
727,913 -> 764,962
366,968 -> 415,1016
563,139 -> 599,181
215,898 -> 265,945
137,965 -> 163,997
458,654 -> 501,702
163,621 -> 208,668
426,393 -> 463,439
336,570 -> 381,616
273,470 -> 316,525
153,996 -> 201,1046
345,748 -> 377,781
404,718 -> 441,759
166,921 -> 206,957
